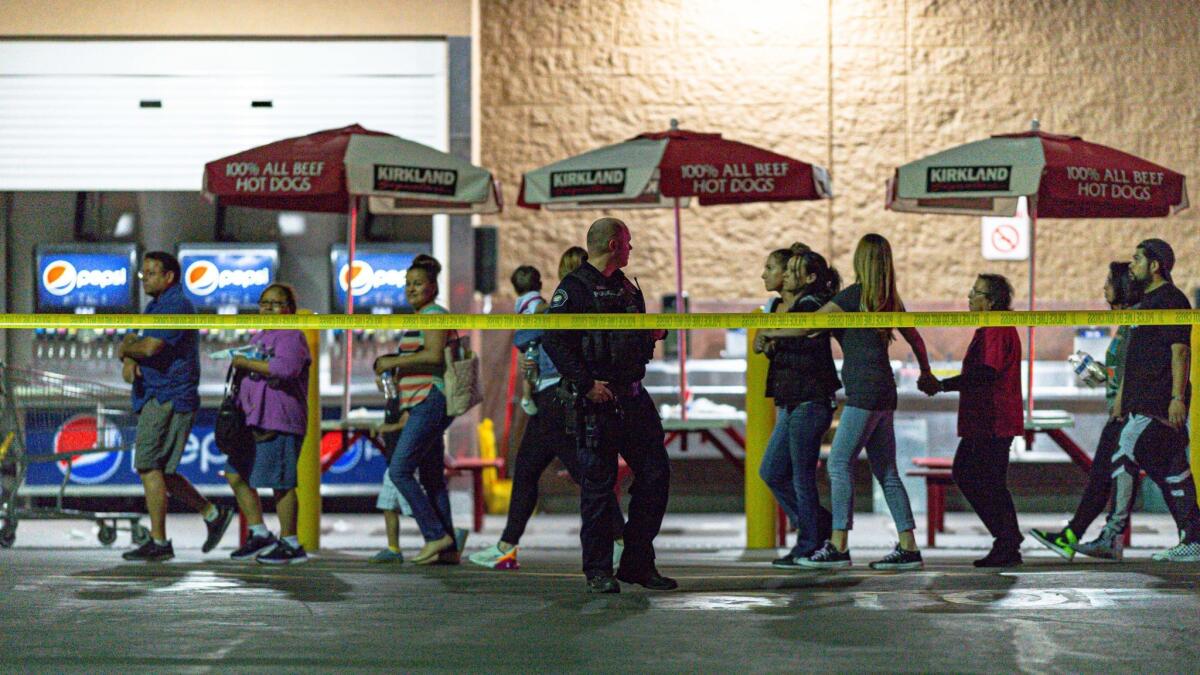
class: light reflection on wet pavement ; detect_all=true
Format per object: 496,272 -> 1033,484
2,550 -> 1198,672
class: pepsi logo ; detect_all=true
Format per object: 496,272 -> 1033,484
53,414 -> 124,485
184,260 -> 271,297
338,260 -> 375,297
184,260 -> 219,296
42,260 -> 128,297
319,432 -> 363,474
338,261 -> 408,297
42,260 -> 78,296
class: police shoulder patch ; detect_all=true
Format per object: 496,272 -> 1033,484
550,288 -> 568,308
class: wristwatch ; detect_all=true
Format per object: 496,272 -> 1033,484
1171,395 -> 1185,402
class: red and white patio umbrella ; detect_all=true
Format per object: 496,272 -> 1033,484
887,120 -> 1189,416
520,120 -> 832,416
204,124 -> 502,415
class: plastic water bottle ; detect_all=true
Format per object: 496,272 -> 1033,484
380,370 -> 399,400
1067,350 -> 1106,388
523,343 -> 540,387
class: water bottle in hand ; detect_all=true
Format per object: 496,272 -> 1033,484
1067,350 -> 1106,388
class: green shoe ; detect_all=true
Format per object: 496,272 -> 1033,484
370,548 -> 405,564
1029,527 -> 1078,561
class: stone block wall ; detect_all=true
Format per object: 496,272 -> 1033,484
481,0 -> 1200,318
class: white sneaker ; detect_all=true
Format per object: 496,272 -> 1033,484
467,544 -> 519,570
1151,541 -> 1200,562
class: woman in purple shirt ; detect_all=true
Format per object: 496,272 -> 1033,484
224,283 -> 312,565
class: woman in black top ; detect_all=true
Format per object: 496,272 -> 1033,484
755,250 -> 842,566
761,233 -> 937,571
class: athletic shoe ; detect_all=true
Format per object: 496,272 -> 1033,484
1150,541 -> 1200,562
798,541 -> 851,569
468,544 -> 520,570
257,541 -> 309,565
370,549 -> 405,564
973,546 -> 1023,568
771,554 -> 805,569
1076,524 -> 1124,561
230,533 -> 278,561
869,543 -> 924,571
1029,526 -> 1078,561
587,574 -> 620,594
201,505 -> 235,553
122,539 -> 174,562
616,567 -> 678,591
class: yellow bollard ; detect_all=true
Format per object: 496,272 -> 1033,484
1191,327 -> 1200,505
744,318 -> 778,549
477,418 -> 512,514
297,317 -> 321,551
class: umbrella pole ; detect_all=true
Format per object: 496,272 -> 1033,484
673,197 -> 689,420
1026,200 -> 1037,421
343,197 -> 357,420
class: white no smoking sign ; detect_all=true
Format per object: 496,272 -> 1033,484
981,197 -> 1030,261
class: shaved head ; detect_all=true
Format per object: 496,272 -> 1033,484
586,217 -> 627,257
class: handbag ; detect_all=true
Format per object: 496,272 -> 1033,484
443,332 -> 483,417
214,365 -> 255,464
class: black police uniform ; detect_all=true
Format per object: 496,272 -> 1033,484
543,261 -> 670,581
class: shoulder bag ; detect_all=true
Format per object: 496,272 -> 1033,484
214,365 -> 255,465
443,332 -> 483,417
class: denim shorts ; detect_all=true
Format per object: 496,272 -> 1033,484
247,432 -> 301,490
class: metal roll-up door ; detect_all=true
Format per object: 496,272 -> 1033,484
0,40 -> 448,191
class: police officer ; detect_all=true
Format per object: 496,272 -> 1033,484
544,217 -> 676,594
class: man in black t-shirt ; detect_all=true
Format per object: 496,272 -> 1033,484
1112,239 -> 1200,561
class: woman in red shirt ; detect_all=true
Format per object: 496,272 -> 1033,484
932,274 -> 1024,567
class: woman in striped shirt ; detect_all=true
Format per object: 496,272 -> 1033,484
373,255 -> 459,564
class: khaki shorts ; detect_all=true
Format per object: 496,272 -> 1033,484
133,399 -> 195,474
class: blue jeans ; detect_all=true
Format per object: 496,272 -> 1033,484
827,406 -> 915,533
387,388 -> 455,542
759,401 -> 834,556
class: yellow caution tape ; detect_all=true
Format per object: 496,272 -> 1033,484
0,310 -> 1196,330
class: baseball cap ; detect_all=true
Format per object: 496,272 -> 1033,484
1137,238 -> 1175,281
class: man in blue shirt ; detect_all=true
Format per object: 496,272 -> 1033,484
118,251 -> 232,561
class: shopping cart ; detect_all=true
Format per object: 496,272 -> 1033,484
0,362 -> 149,548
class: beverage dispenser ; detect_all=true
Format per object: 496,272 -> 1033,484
177,243 -> 279,389
33,243 -> 139,383
328,244 -> 428,397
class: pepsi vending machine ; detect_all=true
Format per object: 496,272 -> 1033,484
329,244 -> 428,389
34,243 -> 139,378
177,243 -> 278,313
177,243 -> 278,387
22,242 -> 391,494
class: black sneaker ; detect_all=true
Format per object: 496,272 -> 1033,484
798,541 -> 851,569
973,547 -> 1023,568
616,567 -> 678,591
771,554 -> 805,569
257,540 -> 309,565
1029,526 -> 1078,561
122,539 -> 174,562
869,543 -> 924,571
202,505 -> 235,553
587,574 -> 621,594
230,533 -> 278,561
